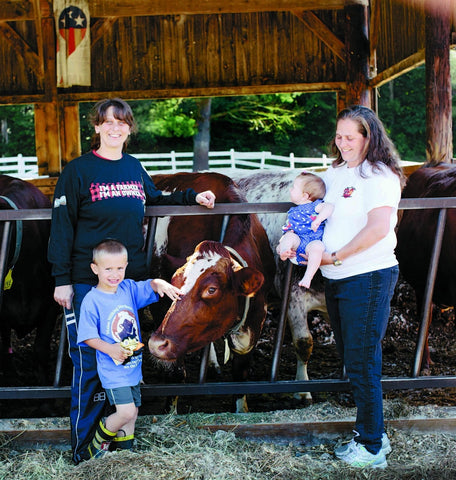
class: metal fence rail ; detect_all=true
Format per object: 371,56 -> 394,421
0,197 -> 455,401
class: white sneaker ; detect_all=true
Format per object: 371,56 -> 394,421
336,441 -> 388,469
335,432 -> 391,458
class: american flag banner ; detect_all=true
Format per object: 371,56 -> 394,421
54,0 -> 91,87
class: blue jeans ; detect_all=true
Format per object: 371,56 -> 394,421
325,266 -> 399,454
64,283 -> 106,464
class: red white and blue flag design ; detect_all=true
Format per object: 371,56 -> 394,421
54,1 -> 91,87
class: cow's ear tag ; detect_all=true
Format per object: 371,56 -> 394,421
4,269 -> 13,290
224,338 -> 230,364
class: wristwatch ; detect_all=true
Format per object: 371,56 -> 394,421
331,252 -> 342,266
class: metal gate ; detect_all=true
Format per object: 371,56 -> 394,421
1,198 -> 456,401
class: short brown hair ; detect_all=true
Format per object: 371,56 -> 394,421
92,239 -> 128,264
295,172 -> 326,201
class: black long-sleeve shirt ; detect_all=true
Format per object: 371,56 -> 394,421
48,151 -> 197,286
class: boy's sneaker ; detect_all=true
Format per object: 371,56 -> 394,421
336,442 -> 388,469
335,432 -> 391,458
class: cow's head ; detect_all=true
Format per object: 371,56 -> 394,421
148,240 -> 264,362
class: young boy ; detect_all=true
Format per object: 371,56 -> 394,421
276,172 -> 333,288
77,239 -> 182,458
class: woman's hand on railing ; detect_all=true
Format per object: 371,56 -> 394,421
54,284 -> 74,310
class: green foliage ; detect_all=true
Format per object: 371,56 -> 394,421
0,105 -> 35,156
209,92 -> 336,156
377,66 -> 427,162
142,99 -> 198,138
211,94 -> 304,138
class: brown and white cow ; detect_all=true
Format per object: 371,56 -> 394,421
147,172 -> 276,411
396,163 -> 456,373
231,169 -> 330,402
0,175 -> 59,385
149,241 -> 265,361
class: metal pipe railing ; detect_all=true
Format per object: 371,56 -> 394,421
0,197 -> 456,401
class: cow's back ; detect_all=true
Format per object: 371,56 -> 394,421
151,172 -> 276,291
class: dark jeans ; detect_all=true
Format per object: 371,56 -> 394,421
64,283 -> 106,464
325,265 -> 399,454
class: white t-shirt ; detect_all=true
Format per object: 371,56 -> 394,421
320,162 -> 401,280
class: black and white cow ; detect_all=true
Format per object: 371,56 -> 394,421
232,169 -> 330,402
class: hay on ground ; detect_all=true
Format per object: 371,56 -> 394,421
1,399 -> 456,480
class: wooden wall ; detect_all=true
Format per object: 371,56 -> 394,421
0,11 -> 349,102
376,0 -> 426,74
1,1 -> 452,102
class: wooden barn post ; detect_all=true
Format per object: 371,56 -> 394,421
343,0 -> 372,108
425,0 -> 453,164
60,102 -> 82,169
34,2 -> 62,176
35,102 -> 61,176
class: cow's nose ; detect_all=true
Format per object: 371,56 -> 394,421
157,338 -> 170,352
148,334 -> 177,360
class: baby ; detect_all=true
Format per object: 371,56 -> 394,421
277,172 -> 333,288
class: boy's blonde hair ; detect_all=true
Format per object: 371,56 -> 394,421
92,239 -> 128,264
295,172 -> 326,201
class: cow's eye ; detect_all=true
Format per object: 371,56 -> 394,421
202,286 -> 218,299
201,282 -> 221,300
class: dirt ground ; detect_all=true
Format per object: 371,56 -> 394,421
1,274 -> 455,418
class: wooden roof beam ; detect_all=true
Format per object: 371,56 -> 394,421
1,1 -> 34,21
1,0 -> 369,20
369,50 -> 425,88
91,17 -> 118,46
0,21 -> 42,76
292,9 -> 346,61
91,0 -> 368,17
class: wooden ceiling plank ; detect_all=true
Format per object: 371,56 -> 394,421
369,0 -> 380,77
369,0 -> 380,52
0,21 -> 41,76
32,0 -> 47,84
292,9 -> 346,61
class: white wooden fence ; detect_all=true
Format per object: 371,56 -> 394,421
1,150 -> 331,178
0,154 -> 40,177
134,149 -> 331,172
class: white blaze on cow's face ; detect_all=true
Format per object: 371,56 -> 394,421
180,250 -> 223,295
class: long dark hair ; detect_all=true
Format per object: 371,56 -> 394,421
329,105 -> 405,186
89,98 -> 138,151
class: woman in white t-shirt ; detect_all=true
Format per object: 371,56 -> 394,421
318,106 -> 405,469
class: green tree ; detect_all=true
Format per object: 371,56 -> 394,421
209,92 -> 336,156
377,66 -> 426,162
0,105 -> 35,156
